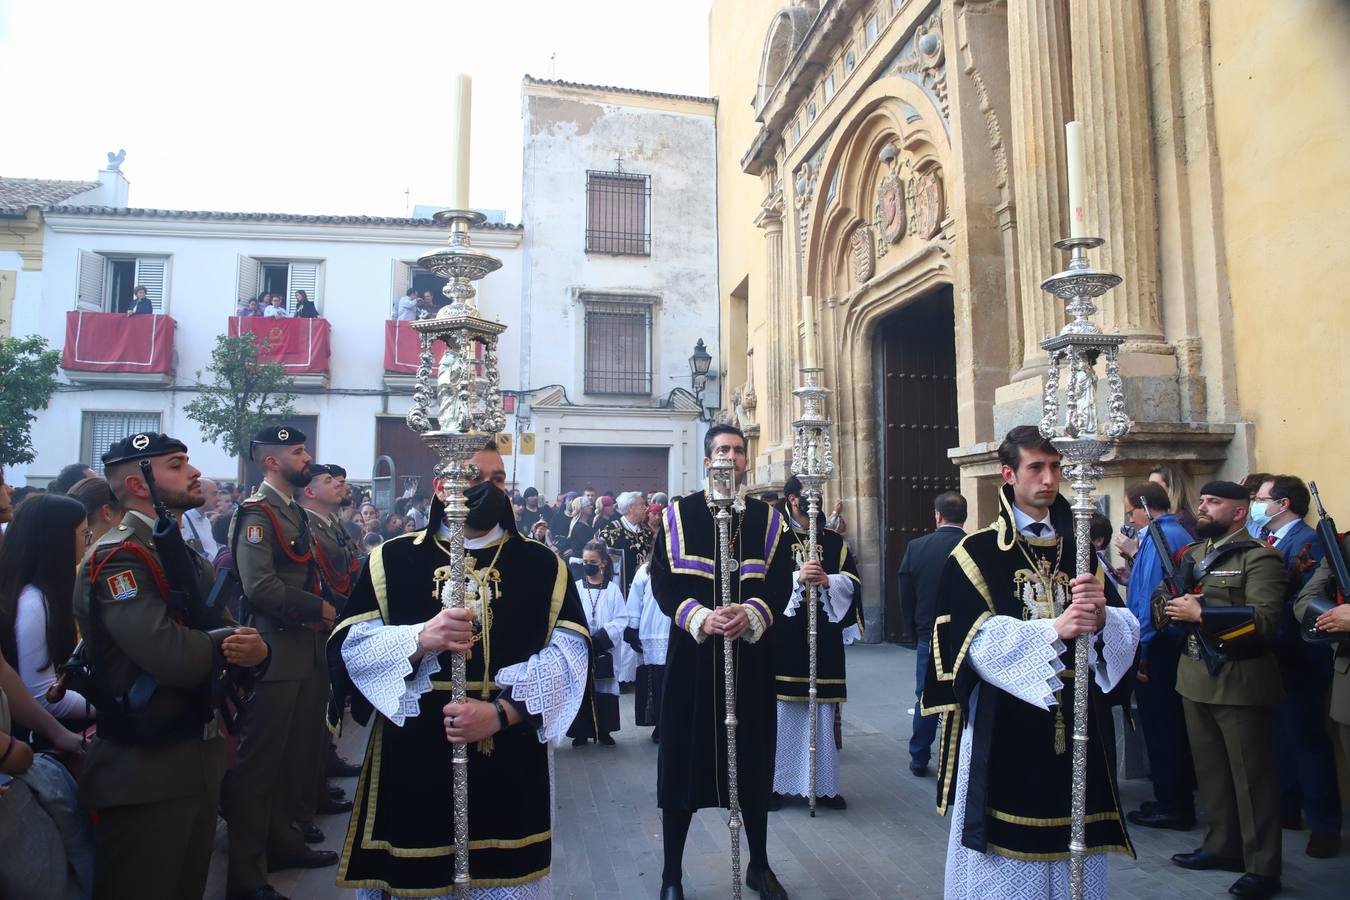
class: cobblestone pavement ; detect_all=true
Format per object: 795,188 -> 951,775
208,643 -> 1346,898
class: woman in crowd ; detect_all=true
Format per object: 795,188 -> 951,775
0,494 -> 92,724
66,476 -> 121,548
293,289 -> 319,318
567,541 -> 631,747
1149,464 -> 1198,538
263,292 -> 289,318
237,296 -> 263,317
529,518 -> 556,551
381,513 -> 405,541
359,502 -> 380,530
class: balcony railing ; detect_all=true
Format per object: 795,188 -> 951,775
62,311 -> 176,383
229,316 -> 331,377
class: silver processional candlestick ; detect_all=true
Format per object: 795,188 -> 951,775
707,456 -> 743,900
791,363 -> 834,818
407,208 -> 506,898
1037,235 -> 1131,900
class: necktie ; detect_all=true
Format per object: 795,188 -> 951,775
1266,533 -> 1278,547
1027,522 -> 1048,537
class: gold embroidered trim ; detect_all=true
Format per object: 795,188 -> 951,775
986,809 -> 1121,827
935,610 -> 992,683
775,675 -> 846,684
936,708 -> 963,816
337,865 -> 552,894
330,608 -> 381,639
952,543 -> 995,612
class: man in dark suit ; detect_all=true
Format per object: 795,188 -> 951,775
1255,474 -> 1340,858
898,489 -> 966,776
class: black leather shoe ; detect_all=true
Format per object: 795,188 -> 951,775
1280,813 -> 1303,830
599,733 -> 617,746
267,848 -> 339,872
317,794 -> 353,815
658,884 -> 684,900
1127,808 -> 1195,831
297,822 -> 324,844
817,793 -> 847,810
1171,849 -> 1244,872
326,783 -> 347,801
765,792 -> 783,811
326,752 -> 362,778
1229,873 -> 1281,899
226,888 -> 290,900
910,764 -> 929,777
572,736 -> 588,747
1307,830 -> 1341,858
745,866 -> 789,899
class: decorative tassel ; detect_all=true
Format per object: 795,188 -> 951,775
477,736 -> 494,756
1054,703 -> 1067,755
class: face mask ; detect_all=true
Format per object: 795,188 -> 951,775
583,563 -> 603,576
465,481 -> 507,530
1247,501 -> 1274,529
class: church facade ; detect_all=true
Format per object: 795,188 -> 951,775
709,0 -> 1350,640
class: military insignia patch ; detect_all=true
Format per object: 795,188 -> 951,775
246,524 -> 264,544
107,571 -> 138,601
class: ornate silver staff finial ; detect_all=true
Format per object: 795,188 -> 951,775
1038,235 -> 1131,900
406,207 -> 507,898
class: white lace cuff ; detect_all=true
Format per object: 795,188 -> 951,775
823,573 -> 855,624
740,603 -> 766,643
341,620 -> 442,726
495,628 -> 589,744
967,615 -> 1065,711
685,606 -> 712,644
1089,607 -> 1140,693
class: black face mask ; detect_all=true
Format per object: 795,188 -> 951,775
583,563 -> 603,576
465,481 -> 507,531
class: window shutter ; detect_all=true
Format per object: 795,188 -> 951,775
287,261 -> 321,314
84,411 -> 162,474
134,258 -> 168,312
236,254 -> 258,308
77,250 -> 104,311
391,260 -> 411,316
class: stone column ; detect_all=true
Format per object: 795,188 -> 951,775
1007,0 -> 1074,375
1069,0 -> 1165,344
754,194 -> 786,451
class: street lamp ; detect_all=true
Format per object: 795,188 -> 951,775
689,338 -> 713,392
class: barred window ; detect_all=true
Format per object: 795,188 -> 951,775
82,411 -> 162,474
583,297 -> 653,395
586,170 -> 651,256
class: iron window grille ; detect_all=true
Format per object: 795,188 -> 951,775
586,170 -> 651,256
583,297 -> 653,395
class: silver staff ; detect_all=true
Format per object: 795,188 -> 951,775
408,208 -> 505,898
708,456 -> 742,900
1037,235 -> 1130,900
791,363 -> 834,816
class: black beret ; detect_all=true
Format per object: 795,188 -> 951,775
1198,480 -> 1249,501
307,464 -> 332,478
101,432 -> 189,466
249,425 -> 307,452
326,464 -> 347,479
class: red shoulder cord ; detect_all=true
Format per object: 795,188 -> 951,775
239,501 -> 314,565
89,541 -> 180,622
312,539 -> 352,596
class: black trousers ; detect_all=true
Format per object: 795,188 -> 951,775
1134,630 -> 1196,813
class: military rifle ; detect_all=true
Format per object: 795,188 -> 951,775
1309,482 -> 1349,604
1142,499 -> 1224,676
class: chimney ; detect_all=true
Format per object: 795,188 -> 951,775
96,149 -> 130,208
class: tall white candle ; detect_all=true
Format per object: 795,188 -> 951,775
1065,121 -> 1085,238
448,74 -> 473,210
801,295 -> 819,369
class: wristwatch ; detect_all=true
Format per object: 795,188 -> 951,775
492,698 -> 510,732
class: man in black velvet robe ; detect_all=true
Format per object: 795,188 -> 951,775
921,426 -> 1138,899
328,443 -> 591,899
649,425 -> 794,900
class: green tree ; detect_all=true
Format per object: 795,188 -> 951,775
185,334 -> 297,461
0,328 -> 61,466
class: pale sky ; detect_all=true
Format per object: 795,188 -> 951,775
0,0 -> 713,222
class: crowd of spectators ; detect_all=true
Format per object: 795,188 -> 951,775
236,290 -> 320,319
